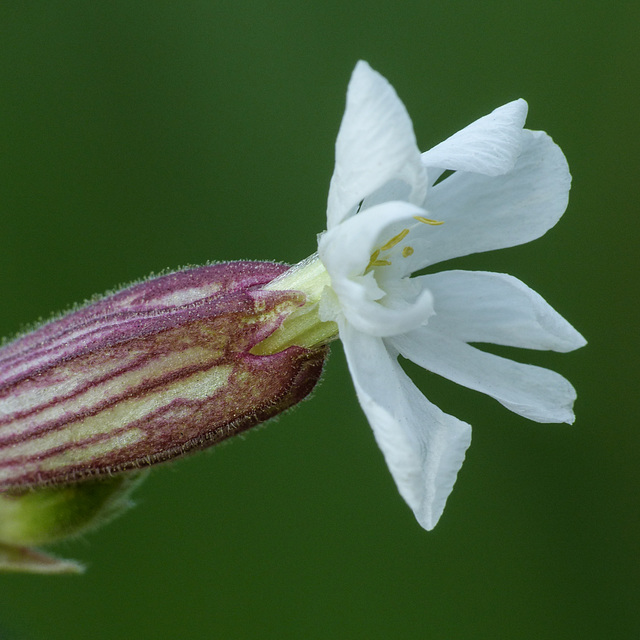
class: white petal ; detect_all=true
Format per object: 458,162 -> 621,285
418,270 -> 587,352
339,322 -> 471,530
397,129 -> 571,272
327,61 -> 427,229
320,201 -> 425,279
422,99 -> 528,177
320,271 -> 434,338
319,201 -> 435,336
392,328 -> 579,424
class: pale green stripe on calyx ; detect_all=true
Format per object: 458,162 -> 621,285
252,254 -> 339,355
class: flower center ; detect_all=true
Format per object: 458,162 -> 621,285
365,215 -> 443,274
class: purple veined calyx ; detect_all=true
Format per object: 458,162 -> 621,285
0,261 -> 328,490
0,260 -> 332,572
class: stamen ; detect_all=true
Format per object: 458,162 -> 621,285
402,246 -> 414,258
365,249 -> 391,273
365,249 -> 378,273
413,215 -> 444,226
370,259 -> 392,267
364,227 -> 415,273
380,228 -> 410,252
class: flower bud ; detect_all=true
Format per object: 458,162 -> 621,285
0,473 -> 146,547
0,261 -> 328,491
0,473 -> 146,574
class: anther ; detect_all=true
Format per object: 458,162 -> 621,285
413,215 -> 444,226
402,246 -> 414,258
380,229 -> 410,252
365,251 -> 392,272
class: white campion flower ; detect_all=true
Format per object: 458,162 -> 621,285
0,60 -> 586,572
266,60 -> 586,530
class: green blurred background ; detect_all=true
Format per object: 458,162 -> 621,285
0,2 -> 637,638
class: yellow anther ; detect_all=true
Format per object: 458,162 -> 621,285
365,248 -> 392,273
402,246 -> 414,258
365,228 -> 413,273
380,228 -> 410,252
413,215 -> 444,226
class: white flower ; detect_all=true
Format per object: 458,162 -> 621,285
316,61 -> 586,530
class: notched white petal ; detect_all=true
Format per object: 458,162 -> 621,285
410,129 -> 572,268
338,280 -> 434,337
393,328 -> 579,424
327,61 -> 427,228
339,323 -> 471,530
418,270 -> 587,352
422,99 -> 528,177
